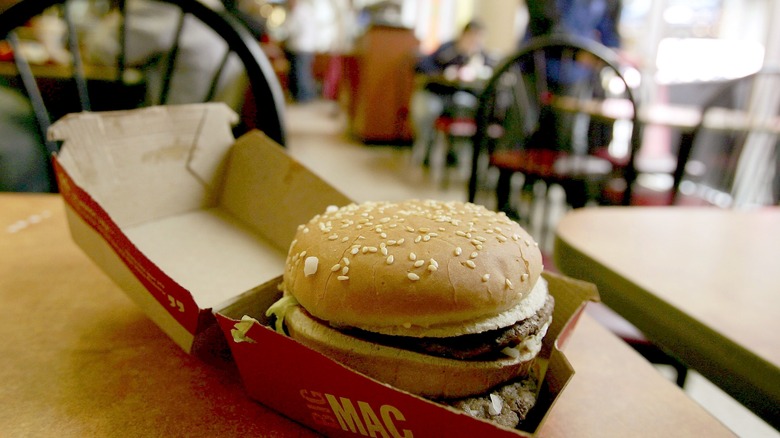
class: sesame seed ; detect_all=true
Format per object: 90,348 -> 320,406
351,247 -> 359,255
397,238 -> 406,245
337,276 -> 349,281
419,227 -> 430,233
476,236 -> 487,242
342,266 -> 349,275
427,264 -> 438,272
430,258 -> 439,268
521,273 -> 529,282
471,239 -> 481,246
342,236 -> 349,242
388,239 -> 397,245
330,264 -> 341,272
362,246 -> 370,254
456,230 -> 467,237
328,234 -> 339,240
381,233 -> 387,238
423,235 -> 431,242
303,227 -> 310,233
367,246 -> 378,253
304,256 -> 319,276
406,226 -> 415,232
386,255 -> 395,265
342,257 -> 350,266
524,239 -> 531,246
505,279 -> 514,289
300,251 -> 307,257
512,234 -> 520,241
470,251 -> 478,259
381,247 -> 388,256
497,235 -> 508,242
482,274 -> 490,282
407,273 -> 420,281
465,260 -> 476,269
414,236 -> 422,243
414,260 -> 425,268
454,247 -> 462,256
409,252 -> 417,261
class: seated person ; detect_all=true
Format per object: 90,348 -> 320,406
410,20 -> 493,165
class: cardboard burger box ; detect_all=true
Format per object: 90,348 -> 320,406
50,104 -> 598,437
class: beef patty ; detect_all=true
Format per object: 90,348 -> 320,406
343,294 -> 555,360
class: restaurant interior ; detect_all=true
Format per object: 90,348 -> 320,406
1,0 -> 778,436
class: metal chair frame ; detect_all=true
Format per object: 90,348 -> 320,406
1,0 -> 285,191
467,34 -> 641,213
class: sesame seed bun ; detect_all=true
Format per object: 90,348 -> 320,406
282,200 -> 544,335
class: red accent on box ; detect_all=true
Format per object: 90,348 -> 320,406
216,315 -> 530,438
54,158 -> 200,335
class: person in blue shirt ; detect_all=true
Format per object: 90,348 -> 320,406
526,0 -> 621,48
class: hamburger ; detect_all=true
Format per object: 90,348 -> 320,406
266,199 -> 553,427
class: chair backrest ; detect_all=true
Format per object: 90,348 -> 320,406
672,68 -> 780,208
468,33 -> 641,205
0,0 -> 285,192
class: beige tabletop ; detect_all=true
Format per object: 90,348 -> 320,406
1,193 -> 734,437
554,206 -> 780,429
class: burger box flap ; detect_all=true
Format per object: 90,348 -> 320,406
216,271 -> 599,437
49,103 -> 351,355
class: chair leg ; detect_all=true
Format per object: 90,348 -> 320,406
496,169 -> 516,218
538,182 -> 552,249
675,364 -> 688,388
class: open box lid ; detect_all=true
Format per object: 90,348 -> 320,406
50,104 -> 351,352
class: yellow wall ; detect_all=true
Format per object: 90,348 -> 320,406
473,0 -> 525,57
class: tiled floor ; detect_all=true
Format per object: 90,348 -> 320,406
283,100 -> 778,438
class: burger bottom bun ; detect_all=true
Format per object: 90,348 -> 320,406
285,306 -> 550,399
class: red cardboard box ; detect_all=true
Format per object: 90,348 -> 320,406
50,104 -> 598,437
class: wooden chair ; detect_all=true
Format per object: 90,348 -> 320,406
0,0 -> 285,192
468,34 -> 641,227
672,67 -> 780,207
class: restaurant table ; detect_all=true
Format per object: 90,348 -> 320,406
1,193 -> 736,437
554,206 -> 780,430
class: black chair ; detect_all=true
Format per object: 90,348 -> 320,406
468,34 -> 641,229
672,68 -> 780,207
468,34 -> 691,387
0,0 -> 285,192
